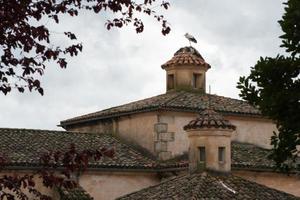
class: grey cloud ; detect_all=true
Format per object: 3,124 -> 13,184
0,0 -> 286,130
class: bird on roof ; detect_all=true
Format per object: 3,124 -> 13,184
184,33 -> 197,46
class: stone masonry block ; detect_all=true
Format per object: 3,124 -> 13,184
154,141 -> 168,152
158,151 -> 172,160
158,132 -> 175,142
154,123 -> 168,133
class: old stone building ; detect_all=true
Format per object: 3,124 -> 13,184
1,46 -> 299,199
118,109 -> 298,199
60,47 -> 276,153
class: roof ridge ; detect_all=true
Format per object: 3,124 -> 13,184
226,175 -> 300,198
190,173 -> 235,197
231,141 -> 270,150
61,93 -> 172,124
208,93 -> 252,104
0,127 -> 67,134
99,93 -> 167,111
116,174 -> 188,199
118,172 -> 300,200
61,91 -> 262,126
0,127 -> 113,136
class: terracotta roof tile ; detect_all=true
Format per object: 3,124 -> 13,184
231,142 -> 275,169
117,172 -> 300,200
61,91 -> 261,126
161,46 -> 211,69
184,109 -> 236,130
58,186 -> 93,200
0,128 -> 294,173
0,128 -> 159,170
162,142 -> 277,171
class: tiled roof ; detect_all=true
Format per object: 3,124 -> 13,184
0,128 -> 162,170
161,46 -> 211,69
231,142 -> 275,170
61,91 -> 261,126
117,172 -> 300,200
162,142 -> 276,171
0,128 -> 277,172
58,186 -> 93,200
184,109 -> 236,131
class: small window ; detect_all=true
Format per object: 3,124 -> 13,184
218,147 -> 225,162
192,73 -> 201,88
199,146 -> 206,162
167,74 -> 174,90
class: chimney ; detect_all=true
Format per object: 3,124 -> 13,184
183,109 -> 236,173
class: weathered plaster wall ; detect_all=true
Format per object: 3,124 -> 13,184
117,112 -> 158,153
187,129 -> 232,173
66,120 -> 113,134
228,116 -> 276,149
65,111 -> 276,156
79,171 -> 160,200
165,66 -> 207,92
0,170 -> 160,200
233,170 -> 300,197
157,111 -> 276,157
67,113 -> 158,154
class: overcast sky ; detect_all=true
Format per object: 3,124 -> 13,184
0,0 -> 286,130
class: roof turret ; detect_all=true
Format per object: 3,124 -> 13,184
184,109 -> 236,131
161,46 -> 211,69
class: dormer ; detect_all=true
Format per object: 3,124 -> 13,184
161,47 -> 211,93
183,109 -> 236,173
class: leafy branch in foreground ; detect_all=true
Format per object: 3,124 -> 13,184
237,0 -> 300,172
0,0 -> 171,95
0,144 -> 114,200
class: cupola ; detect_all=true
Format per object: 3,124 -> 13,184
161,46 -> 211,93
183,109 -> 236,173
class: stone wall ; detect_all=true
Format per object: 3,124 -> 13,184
187,129 -> 232,173
157,111 -> 276,158
65,111 -> 276,158
233,170 -> 300,197
228,116 -> 276,149
117,112 -> 158,153
153,123 -> 175,160
165,66 -> 207,92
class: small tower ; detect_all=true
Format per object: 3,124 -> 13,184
183,109 -> 236,173
161,46 -> 211,93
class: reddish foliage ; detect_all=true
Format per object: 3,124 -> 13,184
0,144 -> 114,200
0,0 -> 171,95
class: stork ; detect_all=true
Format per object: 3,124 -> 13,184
184,33 -> 197,46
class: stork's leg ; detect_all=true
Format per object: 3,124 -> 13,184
189,41 -> 191,46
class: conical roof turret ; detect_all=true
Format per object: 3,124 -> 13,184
184,109 -> 236,131
161,46 -> 211,69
